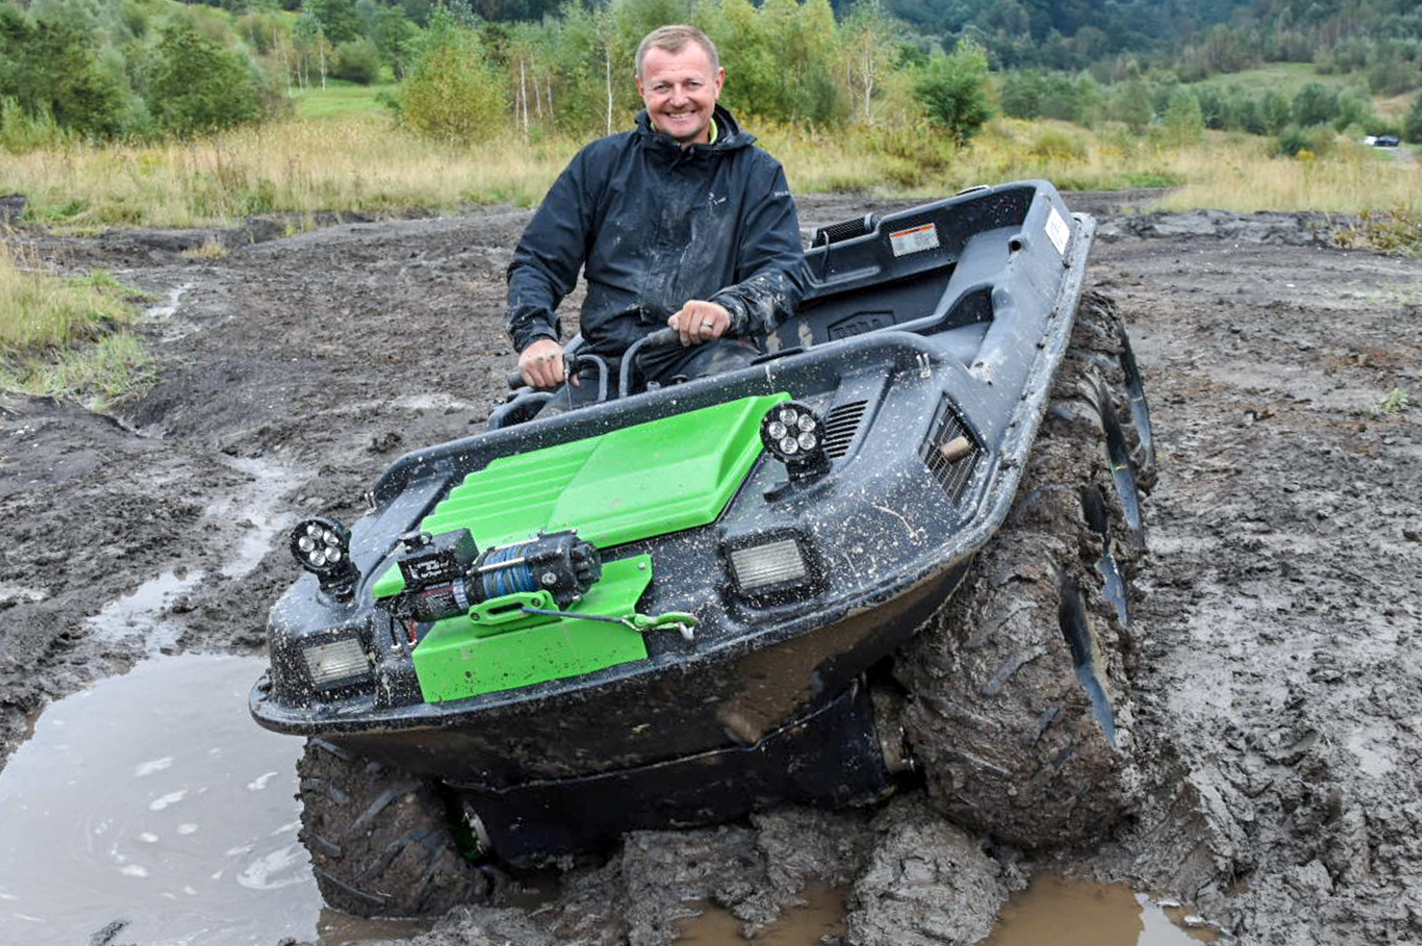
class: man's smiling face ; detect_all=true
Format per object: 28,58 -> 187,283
636,43 -> 725,148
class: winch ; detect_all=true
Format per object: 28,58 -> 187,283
379,528 -> 602,626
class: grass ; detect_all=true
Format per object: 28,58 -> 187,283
2,105 -> 1419,232
1370,389 -> 1412,416
2,85 -> 1419,409
289,81 -> 395,121
0,243 -> 156,409
182,239 -> 230,259
1334,207 -> 1422,257
1188,63 -> 1369,98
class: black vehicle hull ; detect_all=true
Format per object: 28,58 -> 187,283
252,181 -> 1096,856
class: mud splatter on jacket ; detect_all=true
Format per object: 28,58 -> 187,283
506,105 -> 806,358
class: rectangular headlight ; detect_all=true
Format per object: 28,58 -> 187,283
729,538 -> 809,591
303,637 -> 370,687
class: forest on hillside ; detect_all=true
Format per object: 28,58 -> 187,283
1,0 -> 1419,150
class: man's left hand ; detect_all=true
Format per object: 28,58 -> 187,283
669,300 -> 732,346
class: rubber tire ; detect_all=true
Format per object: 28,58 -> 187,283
297,737 -> 491,917
895,290 -> 1150,850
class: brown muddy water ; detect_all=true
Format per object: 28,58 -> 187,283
674,877 -> 1213,945
2,652 -> 1218,946
0,654 -> 414,946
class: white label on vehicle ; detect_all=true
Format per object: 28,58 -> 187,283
1045,207 -> 1070,256
889,223 -> 940,257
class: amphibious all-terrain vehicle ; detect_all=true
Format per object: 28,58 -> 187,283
250,181 -> 1154,917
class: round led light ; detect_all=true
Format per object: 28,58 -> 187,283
759,400 -> 830,482
290,516 -> 357,595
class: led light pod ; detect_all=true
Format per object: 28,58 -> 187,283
759,401 -> 830,481
290,517 -> 359,598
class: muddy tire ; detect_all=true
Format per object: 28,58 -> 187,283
297,737 -> 491,917
896,291 -> 1150,849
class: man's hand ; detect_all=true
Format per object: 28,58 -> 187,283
518,338 -> 578,388
669,300 -> 732,346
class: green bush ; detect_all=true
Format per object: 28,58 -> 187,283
913,40 -> 992,146
396,7 -> 507,143
1026,126 -> 1086,161
1405,94 -> 1422,145
0,11 -> 126,139
332,39 -> 380,85
1275,124 -> 1334,158
149,23 -> 262,138
1292,82 -> 1339,128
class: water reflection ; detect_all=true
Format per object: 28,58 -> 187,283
984,875 -> 1217,946
0,655 -> 317,945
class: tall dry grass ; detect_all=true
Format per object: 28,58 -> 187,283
2,114 -> 1419,233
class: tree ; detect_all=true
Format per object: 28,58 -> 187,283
913,40 -> 992,145
304,0 -> 361,45
398,6 -> 507,142
1161,87 -> 1203,147
1000,70 -> 1044,119
0,11 -> 125,139
332,38 -> 380,84
149,23 -> 262,137
1404,93 -> 1422,145
1292,81 -> 1338,128
837,0 -> 900,125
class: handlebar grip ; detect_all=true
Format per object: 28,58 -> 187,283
643,327 -> 681,348
508,352 -> 587,390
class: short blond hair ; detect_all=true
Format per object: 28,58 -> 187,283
635,25 -> 720,79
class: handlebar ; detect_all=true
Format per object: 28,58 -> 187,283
617,328 -> 681,399
508,328 -> 683,402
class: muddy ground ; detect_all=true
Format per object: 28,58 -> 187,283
2,192 -> 1420,945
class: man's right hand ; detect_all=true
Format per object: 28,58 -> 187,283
518,338 -> 578,388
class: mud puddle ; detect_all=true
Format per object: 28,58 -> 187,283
88,453 -> 295,655
672,876 -> 1214,945
0,654 -> 408,946
675,884 -> 844,944
984,876 -> 1217,945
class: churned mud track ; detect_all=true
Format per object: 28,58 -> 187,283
1,199 -> 1420,945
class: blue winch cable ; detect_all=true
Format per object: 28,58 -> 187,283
480,544 -> 538,599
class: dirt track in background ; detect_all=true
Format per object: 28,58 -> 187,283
1,196 -> 1420,945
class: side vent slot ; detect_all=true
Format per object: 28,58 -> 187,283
919,395 -> 981,500
823,400 -> 868,459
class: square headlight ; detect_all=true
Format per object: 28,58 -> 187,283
303,637 -> 370,688
724,531 -> 822,603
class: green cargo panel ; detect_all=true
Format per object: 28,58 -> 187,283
373,393 -> 784,600
411,555 -> 654,701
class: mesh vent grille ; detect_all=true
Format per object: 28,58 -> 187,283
822,400 -> 867,459
919,395 -> 980,501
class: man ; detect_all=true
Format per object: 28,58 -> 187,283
506,24 -> 806,404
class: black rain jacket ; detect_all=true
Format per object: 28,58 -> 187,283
506,106 -> 807,358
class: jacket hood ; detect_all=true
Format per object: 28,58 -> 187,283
634,104 -> 754,153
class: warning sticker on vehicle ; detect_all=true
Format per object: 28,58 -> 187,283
889,223 -> 940,257
1044,207 -> 1070,256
